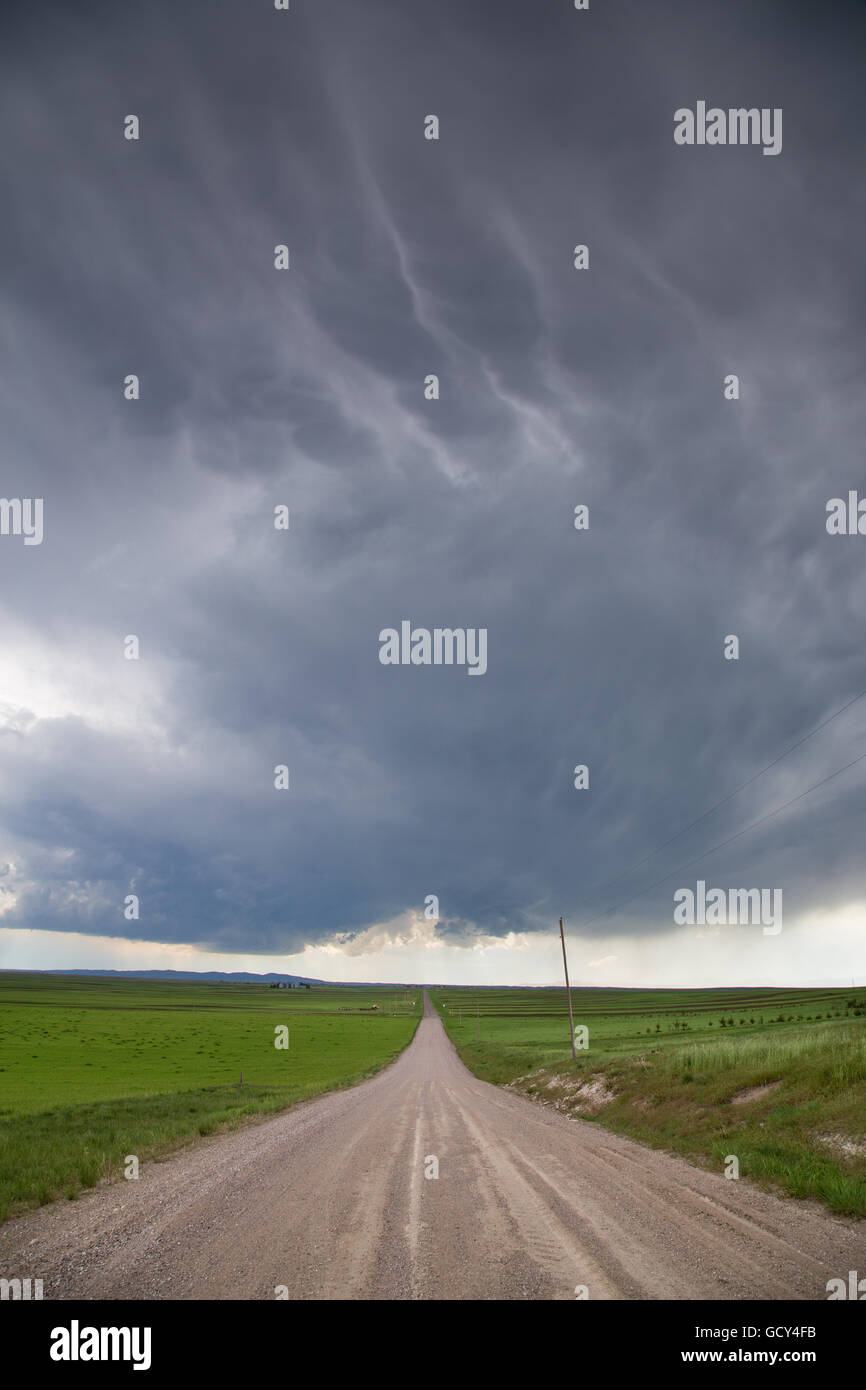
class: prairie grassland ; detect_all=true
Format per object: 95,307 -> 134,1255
432,986 -> 866,1216
0,973 -> 420,1222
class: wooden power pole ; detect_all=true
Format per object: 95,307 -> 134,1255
559,917 -> 576,1060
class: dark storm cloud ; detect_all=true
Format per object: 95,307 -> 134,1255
0,0 -> 865,954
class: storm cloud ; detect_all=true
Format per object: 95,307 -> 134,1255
0,0 -> 865,969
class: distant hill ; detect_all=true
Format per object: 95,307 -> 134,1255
34,968 -> 325,985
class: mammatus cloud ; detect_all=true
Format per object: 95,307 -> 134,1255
0,0 -> 864,985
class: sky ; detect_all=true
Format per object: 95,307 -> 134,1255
1,0 -> 865,987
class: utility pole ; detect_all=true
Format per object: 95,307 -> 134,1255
559,917 -> 576,1061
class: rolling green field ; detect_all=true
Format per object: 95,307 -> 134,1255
431,985 -> 866,1218
0,973 -> 420,1223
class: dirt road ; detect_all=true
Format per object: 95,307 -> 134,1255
1,992 -> 861,1299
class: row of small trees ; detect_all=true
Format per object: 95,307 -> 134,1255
644,1006 -> 861,1034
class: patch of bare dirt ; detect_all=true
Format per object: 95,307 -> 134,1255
730,1081 -> 782,1105
511,1071 -> 616,1115
816,1132 -> 866,1159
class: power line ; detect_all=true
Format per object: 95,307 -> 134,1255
578,747 -> 866,929
587,681 -> 866,903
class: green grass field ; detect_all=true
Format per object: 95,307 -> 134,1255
0,973 -> 420,1223
431,985 -> 866,1218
